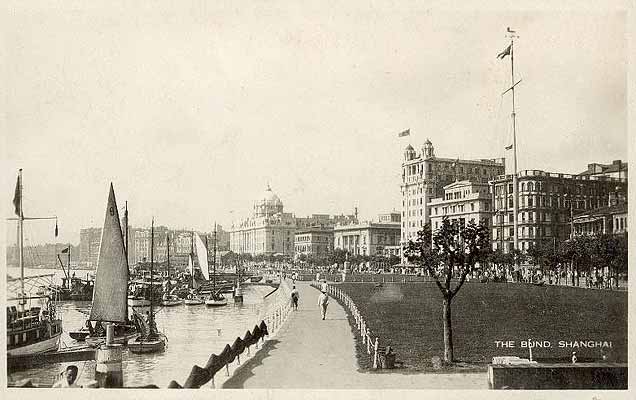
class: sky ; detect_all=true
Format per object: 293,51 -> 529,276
2,1 -> 629,245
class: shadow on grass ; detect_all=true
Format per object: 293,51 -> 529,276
222,339 -> 281,388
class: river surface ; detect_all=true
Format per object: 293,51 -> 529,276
7,267 -> 276,388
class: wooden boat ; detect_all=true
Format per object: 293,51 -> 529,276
128,218 -> 166,353
69,326 -> 90,341
7,170 -> 63,357
83,184 -> 139,348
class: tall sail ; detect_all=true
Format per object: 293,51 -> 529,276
89,183 -> 128,323
194,233 -> 210,281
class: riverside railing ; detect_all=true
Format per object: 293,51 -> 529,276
168,280 -> 294,389
311,283 -> 384,369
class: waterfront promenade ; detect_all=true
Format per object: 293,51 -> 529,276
223,281 -> 486,389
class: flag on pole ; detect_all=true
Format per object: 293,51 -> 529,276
398,129 -> 410,137
61,247 -> 70,254
505,144 -> 513,150
497,44 -> 511,59
55,220 -> 59,237
12,175 -> 21,216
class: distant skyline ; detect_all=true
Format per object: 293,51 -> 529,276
4,2 -> 628,244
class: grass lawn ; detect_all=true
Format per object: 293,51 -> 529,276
337,282 -> 627,371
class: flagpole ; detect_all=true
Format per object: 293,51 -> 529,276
508,31 -> 519,256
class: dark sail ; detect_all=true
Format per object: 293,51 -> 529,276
89,183 -> 128,323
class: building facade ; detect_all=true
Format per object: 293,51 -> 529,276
429,180 -> 492,232
79,227 -> 102,269
294,226 -> 334,259
401,139 -> 505,260
230,185 -> 356,256
333,216 -> 401,257
572,190 -> 628,237
490,168 -> 628,252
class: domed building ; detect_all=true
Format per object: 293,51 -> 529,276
230,184 -> 358,257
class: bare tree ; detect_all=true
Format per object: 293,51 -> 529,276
404,217 -> 490,363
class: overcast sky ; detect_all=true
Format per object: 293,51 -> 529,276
3,1 -> 628,245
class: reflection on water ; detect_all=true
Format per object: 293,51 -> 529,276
8,285 -> 275,388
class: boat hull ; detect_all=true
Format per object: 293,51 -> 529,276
7,331 -> 62,357
184,299 -> 204,305
85,332 -> 138,348
128,298 -> 151,307
161,299 -> 182,306
205,300 -> 228,307
128,336 -> 166,354
69,329 -> 90,341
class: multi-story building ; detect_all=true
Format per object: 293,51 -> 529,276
572,190 -> 628,237
429,180 -> 492,232
490,168 -> 628,252
79,227 -> 102,269
333,214 -> 401,257
294,226 -> 334,260
230,185 -> 357,256
401,139 -> 505,259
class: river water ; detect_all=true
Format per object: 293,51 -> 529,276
7,267 -> 276,388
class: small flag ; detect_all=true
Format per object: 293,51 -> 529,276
398,129 -> 410,137
61,247 -> 70,254
505,144 -> 513,150
55,220 -> 59,237
497,44 -> 511,59
12,175 -> 21,217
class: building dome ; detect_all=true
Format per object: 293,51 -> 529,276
259,184 -> 282,206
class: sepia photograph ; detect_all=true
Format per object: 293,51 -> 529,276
2,0 -> 632,397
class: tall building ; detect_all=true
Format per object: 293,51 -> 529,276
230,184 -> 357,256
490,167 -> 627,252
333,214 -> 401,257
401,139 -> 505,259
429,180 -> 492,231
79,227 -> 102,269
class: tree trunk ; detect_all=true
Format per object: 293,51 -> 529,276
443,296 -> 454,363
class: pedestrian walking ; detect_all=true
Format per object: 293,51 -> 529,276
318,290 -> 329,320
291,285 -> 299,311
320,279 -> 328,293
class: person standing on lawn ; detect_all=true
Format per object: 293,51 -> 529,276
318,290 -> 329,320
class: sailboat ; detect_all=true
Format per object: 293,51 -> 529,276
128,218 -> 167,353
161,234 -> 182,306
184,245 -> 204,305
204,226 -> 227,307
84,184 -> 138,348
7,170 -> 63,357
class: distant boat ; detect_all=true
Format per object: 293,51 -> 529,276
128,218 -> 166,353
184,254 -> 204,305
7,170 -> 63,357
161,234 -> 181,307
203,226 -> 227,307
84,184 -> 138,348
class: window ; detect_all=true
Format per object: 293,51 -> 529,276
471,203 -> 475,211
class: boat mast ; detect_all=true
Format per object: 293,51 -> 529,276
124,201 -> 129,265
205,235 -> 211,286
191,231 -> 195,289
150,218 -> 154,327
166,233 -> 170,280
17,169 -> 25,311
213,223 -> 217,290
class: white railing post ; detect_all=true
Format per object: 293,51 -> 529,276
373,338 -> 379,369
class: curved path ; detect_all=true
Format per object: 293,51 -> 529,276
223,281 -> 486,389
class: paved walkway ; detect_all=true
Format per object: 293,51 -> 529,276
223,282 -> 487,389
